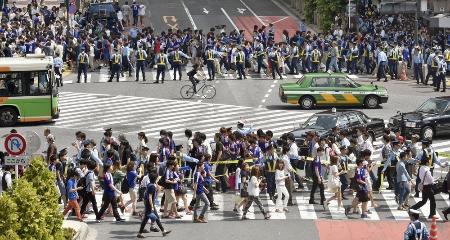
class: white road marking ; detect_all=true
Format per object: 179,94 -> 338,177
267,89 -> 272,93
296,196 -> 317,219
271,16 -> 289,25
381,191 -> 410,220
221,8 -> 239,31
180,0 -> 197,30
238,0 -> 266,26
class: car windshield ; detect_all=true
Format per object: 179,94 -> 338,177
302,114 -> 338,130
346,77 -> 361,87
296,75 -> 305,84
416,98 -> 449,114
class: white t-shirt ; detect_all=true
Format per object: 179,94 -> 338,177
247,176 -> 260,196
138,5 -> 146,16
235,167 -> 241,190
275,169 -> 286,187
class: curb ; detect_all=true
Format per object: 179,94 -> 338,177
273,0 -> 320,34
62,220 -> 89,240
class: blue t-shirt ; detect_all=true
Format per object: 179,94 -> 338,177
204,162 -> 213,184
104,172 -> 115,197
144,183 -> 157,210
312,157 -> 322,177
127,170 -> 138,188
194,172 -> 204,194
67,178 -> 78,200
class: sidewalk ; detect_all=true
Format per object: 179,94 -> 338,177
63,220 -> 93,240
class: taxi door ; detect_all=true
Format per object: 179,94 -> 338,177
331,77 -> 362,106
309,77 -> 340,105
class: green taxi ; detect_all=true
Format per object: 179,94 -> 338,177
279,73 -> 389,109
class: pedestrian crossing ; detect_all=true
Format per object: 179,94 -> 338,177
56,91 -> 313,139
63,188 -> 450,223
62,66 -> 303,85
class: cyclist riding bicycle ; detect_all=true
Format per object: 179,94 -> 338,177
187,63 -> 201,94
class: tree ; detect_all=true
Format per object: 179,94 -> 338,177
304,0 -> 347,32
314,0 -> 347,31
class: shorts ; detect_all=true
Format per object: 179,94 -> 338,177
356,190 -> 369,202
164,189 -> 176,205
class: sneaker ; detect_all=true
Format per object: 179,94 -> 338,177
142,229 -> 150,233
264,214 -> 271,220
275,209 -> 282,213
137,233 -> 145,238
150,227 -> 160,232
162,230 -> 172,237
198,216 -> 208,223
210,206 -> 219,211
361,214 -> 368,219
241,215 -> 249,220
116,218 -> 126,222
193,218 -> 203,223
283,207 -> 289,212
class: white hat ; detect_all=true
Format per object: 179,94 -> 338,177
408,209 -> 420,215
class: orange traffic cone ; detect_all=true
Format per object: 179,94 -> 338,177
430,215 -> 438,240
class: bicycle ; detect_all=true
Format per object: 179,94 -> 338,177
180,70 -> 216,99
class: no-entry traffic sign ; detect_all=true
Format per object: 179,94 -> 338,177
4,133 -> 27,156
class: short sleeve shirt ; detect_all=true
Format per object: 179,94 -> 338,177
67,178 -> 78,200
85,171 -> 95,193
104,172 -> 115,197
144,183 -> 156,210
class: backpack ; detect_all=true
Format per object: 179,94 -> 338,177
121,175 -> 129,194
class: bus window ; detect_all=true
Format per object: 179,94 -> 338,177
0,73 -> 23,96
29,71 -> 50,95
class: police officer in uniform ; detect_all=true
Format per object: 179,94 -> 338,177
154,52 -> 170,84
388,44 -> 398,79
269,46 -> 283,80
77,49 -> 89,83
311,45 -> 321,73
168,46 -> 190,80
234,47 -> 246,80
424,48 -> 438,86
264,145 -> 277,201
255,39 -> 266,74
204,47 -> 219,81
109,49 -> 122,82
445,45 -> 450,76
135,46 -> 147,81
403,209 -> 429,240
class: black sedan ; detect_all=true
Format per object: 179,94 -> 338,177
389,97 -> 450,140
286,109 -> 385,146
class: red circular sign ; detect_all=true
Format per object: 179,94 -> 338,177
4,133 -> 27,156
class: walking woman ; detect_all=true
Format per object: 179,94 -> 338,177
410,157 -> 437,219
63,170 -> 83,222
233,161 -> 249,214
275,159 -> 289,212
96,164 -> 126,222
325,156 -> 343,210
123,161 -> 138,215
242,166 -> 271,220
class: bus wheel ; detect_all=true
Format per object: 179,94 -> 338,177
0,108 -> 18,127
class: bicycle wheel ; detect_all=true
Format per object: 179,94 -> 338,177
180,85 -> 195,99
202,85 -> 216,99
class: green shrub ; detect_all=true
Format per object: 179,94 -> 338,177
0,156 -> 65,240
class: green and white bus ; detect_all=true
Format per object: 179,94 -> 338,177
0,54 -> 59,126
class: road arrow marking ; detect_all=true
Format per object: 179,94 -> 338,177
237,8 -> 246,14
203,8 -> 209,14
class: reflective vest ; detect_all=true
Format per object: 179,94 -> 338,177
312,51 -> 319,63
364,49 -> 369,57
300,49 -> 305,57
293,47 -> 299,58
113,54 -> 120,64
431,57 -> 438,68
174,51 -> 181,62
79,53 -> 86,64
276,52 -> 281,63
237,52 -> 244,63
389,50 -> 398,61
207,50 -> 214,60
137,50 -> 145,61
265,160 -> 276,173
422,149 -> 433,167
337,49 -> 342,59
445,51 -> 450,62
158,54 -> 166,65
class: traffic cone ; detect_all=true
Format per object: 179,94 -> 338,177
430,215 -> 438,240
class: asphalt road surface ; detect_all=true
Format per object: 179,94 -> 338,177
3,0 -> 450,239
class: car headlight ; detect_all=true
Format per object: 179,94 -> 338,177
405,122 -> 416,128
